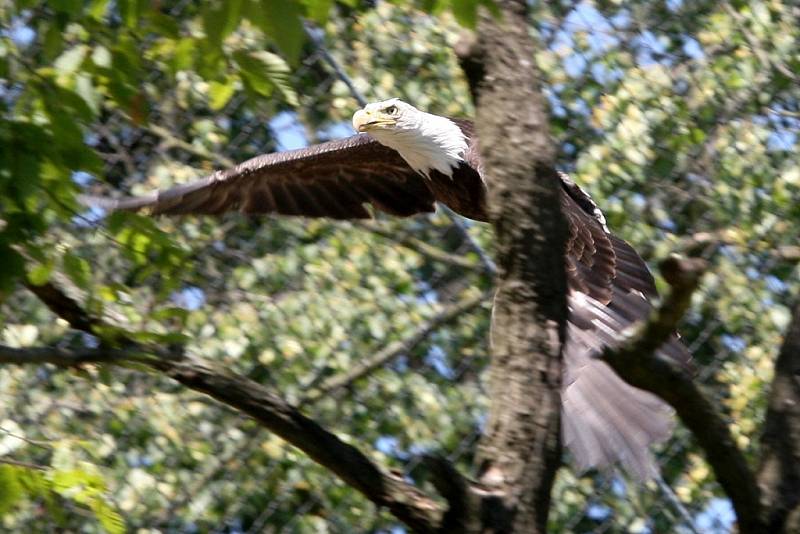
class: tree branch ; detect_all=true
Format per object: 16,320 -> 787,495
601,255 -> 706,364
302,290 -> 490,404
354,221 -> 484,271
675,230 -> 800,264
600,255 -> 762,533
0,458 -> 49,471
758,300 -> 800,533
24,281 -> 103,334
420,454 -> 474,533
23,280 -> 445,533
117,111 -> 237,169
0,344 -> 149,366
149,356 -> 443,533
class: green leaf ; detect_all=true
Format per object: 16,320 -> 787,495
0,243 -> 25,294
51,468 -> 104,496
38,80 -> 96,123
451,0 -> 478,28
244,0 -> 305,64
304,0 -> 333,25
234,50 -> 299,106
117,0 -> 146,28
63,252 -> 91,288
91,46 -> 112,68
89,497 -> 125,534
151,306 -> 190,322
128,330 -> 190,345
16,468 -> 50,500
171,38 -> 196,72
203,0 -> 244,50
51,466 -> 124,532
27,260 -> 54,286
208,77 -> 238,110
145,10 -> 181,38
41,22 -> 64,61
53,45 -> 88,75
86,0 -> 111,20
75,74 -> 101,115
0,465 -> 24,517
32,83 -> 102,173
49,0 -> 83,16
2,122 -> 46,204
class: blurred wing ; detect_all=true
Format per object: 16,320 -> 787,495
82,134 -> 438,219
557,179 -> 692,480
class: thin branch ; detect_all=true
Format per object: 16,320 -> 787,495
302,290 -> 490,404
0,344 -> 149,366
144,121 -> 236,169
354,221 -> 484,271
602,255 -> 706,361
163,289 -> 487,522
722,3 -> 799,84
766,107 -> 800,119
0,458 -> 49,471
675,230 -> 800,264
303,22 -> 367,108
775,246 -> 800,263
150,356 -> 442,533
0,426 -> 53,449
601,255 -> 762,533
439,205 -> 498,275
420,454 -> 475,534
24,281 -> 103,334
24,280 -> 445,533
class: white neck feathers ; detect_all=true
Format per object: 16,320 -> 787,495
367,114 -> 467,178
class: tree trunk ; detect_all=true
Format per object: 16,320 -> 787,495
463,1 -> 568,531
758,301 -> 800,532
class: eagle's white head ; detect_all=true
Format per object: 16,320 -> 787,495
352,99 -> 468,178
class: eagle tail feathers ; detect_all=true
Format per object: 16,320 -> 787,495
562,343 -> 683,481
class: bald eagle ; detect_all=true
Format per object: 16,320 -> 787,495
85,99 -> 690,480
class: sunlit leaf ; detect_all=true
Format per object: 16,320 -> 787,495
208,77 -> 238,110
244,0 -> 305,64
304,0 -> 333,24
203,0 -> 244,50
233,50 -> 299,106
63,252 -> 91,288
0,466 -> 24,517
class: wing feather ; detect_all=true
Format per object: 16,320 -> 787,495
83,134 -> 437,219
557,177 -> 692,479
84,116 -> 692,479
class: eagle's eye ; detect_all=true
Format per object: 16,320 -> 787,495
385,105 -> 398,116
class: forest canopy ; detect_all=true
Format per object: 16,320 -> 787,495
1,0 -> 799,532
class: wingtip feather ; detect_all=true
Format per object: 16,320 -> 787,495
77,193 -> 156,213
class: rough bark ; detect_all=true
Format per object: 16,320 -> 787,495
459,2 -> 568,531
758,301 -> 800,532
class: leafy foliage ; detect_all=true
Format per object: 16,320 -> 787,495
0,0 -> 798,532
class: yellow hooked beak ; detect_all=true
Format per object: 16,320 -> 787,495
352,109 -> 396,132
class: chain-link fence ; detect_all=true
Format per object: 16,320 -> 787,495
2,1 -> 798,532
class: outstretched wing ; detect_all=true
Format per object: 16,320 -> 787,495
86,114 -> 690,478
557,179 -> 692,480
83,134 -> 440,219
456,118 -> 692,478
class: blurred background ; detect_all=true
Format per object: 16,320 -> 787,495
0,1 -> 798,532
